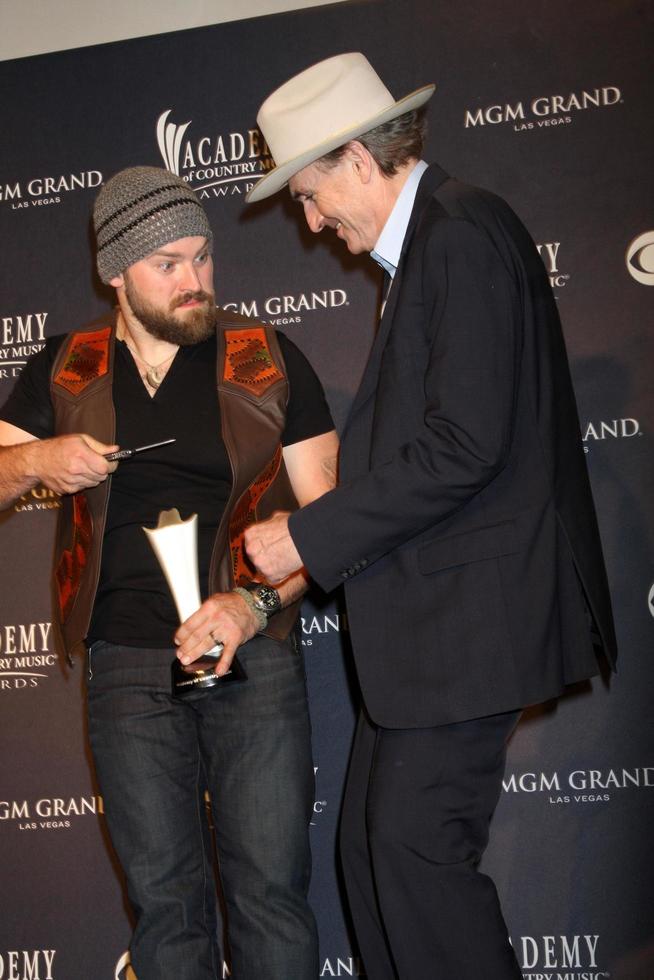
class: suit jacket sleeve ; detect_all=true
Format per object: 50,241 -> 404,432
289,216 -> 523,593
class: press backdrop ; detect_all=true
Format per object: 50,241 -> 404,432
1,2 -> 652,978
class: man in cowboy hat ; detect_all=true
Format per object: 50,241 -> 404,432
244,53 -> 616,979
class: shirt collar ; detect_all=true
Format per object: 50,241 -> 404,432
370,160 -> 428,278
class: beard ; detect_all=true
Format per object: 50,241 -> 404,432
124,275 -> 217,345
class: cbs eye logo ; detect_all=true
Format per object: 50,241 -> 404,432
626,232 -> 654,285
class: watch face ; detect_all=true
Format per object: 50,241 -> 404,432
252,584 -> 281,613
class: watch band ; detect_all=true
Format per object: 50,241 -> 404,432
233,587 -> 268,631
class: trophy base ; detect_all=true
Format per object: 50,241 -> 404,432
171,654 -> 247,698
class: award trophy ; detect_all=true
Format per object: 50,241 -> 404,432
143,508 -> 247,697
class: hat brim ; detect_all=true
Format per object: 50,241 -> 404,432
245,83 -> 435,203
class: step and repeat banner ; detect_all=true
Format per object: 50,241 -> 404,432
1,1 -> 652,977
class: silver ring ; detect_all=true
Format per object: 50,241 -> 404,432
209,631 -> 221,646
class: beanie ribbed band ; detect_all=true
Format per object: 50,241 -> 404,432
93,166 -> 213,283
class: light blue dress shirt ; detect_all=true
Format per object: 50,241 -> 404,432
370,159 -> 428,279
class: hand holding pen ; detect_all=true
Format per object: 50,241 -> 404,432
24,434 -> 178,498
104,438 -> 176,462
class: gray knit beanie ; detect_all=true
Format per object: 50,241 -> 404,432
93,166 -> 213,283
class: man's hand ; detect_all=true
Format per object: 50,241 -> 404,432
0,426 -> 118,509
29,434 -> 118,494
244,511 -> 303,584
174,591 -> 261,677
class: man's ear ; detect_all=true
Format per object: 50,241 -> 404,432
346,140 -> 374,184
109,274 -> 125,289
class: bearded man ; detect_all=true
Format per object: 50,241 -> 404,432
0,166 -> 338,980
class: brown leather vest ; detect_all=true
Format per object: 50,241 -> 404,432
49,310 -> 300,660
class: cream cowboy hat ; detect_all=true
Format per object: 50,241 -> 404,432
246,52 -> 435,203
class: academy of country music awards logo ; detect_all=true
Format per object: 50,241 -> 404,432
0,622 -> 58,693
0,312 -> 48,381
1,309 -> 61,515
0,171 -> 102,212
463,85 -> 622,133
155,106 -> 349,322
511,933 -> 608,979
0,793 -> 103,831
625,231 -> 654,285
0,949 -> 57,979
311,766 -> 328,826
156,108 -> 273,200
503,766 -> 653,806
536,242 -> 569,290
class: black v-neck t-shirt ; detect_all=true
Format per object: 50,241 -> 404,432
1,331 -> 334,647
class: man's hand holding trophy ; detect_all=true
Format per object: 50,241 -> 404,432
143,508 -> 251,697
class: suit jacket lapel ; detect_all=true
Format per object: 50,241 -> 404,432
342,163 -> 451,439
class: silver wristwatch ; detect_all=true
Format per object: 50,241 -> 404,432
243,582 -> 282,618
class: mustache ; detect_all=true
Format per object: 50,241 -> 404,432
171,290 -> 214,309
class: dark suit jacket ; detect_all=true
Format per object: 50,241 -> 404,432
291,163 -> 617,728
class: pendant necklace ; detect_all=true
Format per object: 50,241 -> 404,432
124,340 -> 177,389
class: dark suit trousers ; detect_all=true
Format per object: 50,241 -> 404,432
340,708 -> 523,980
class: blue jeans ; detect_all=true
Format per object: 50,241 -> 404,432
86,633 -> 318,980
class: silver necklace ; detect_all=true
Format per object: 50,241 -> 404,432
124,340 -> 177,389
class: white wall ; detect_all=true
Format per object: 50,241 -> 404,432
0,0 -> 348,61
